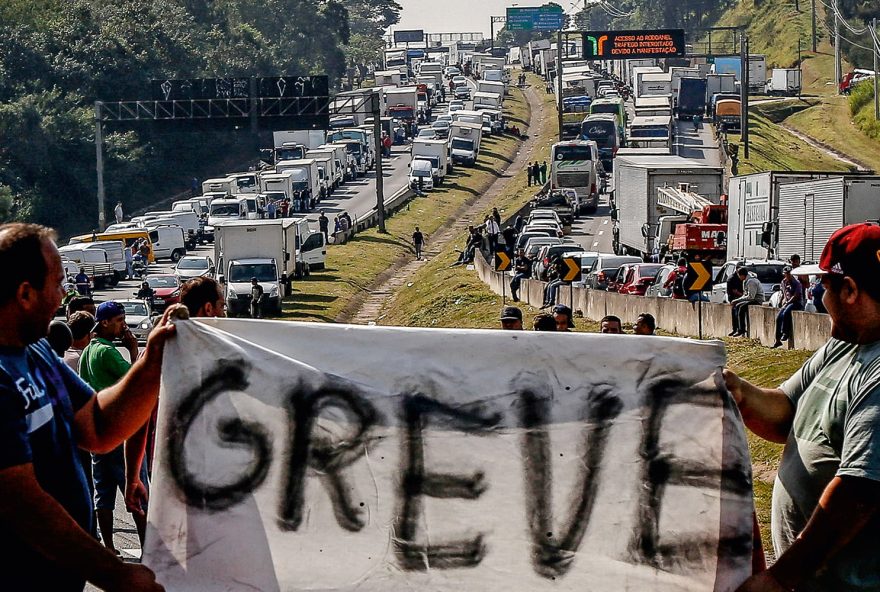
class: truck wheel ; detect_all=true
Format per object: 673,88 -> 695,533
109,273 -> 120,287
171,249 -> 183,263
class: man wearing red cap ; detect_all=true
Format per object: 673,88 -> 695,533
726,223 -> 880,591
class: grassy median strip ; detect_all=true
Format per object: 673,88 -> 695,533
730,111 -> 851,175
281,76 -> 532,323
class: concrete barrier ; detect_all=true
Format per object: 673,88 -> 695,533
476,254 -> 831,350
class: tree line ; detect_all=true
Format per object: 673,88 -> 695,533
0,0 -> 399,237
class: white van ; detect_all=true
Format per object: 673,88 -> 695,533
143,225 -> 188,262
409,159 -> 435,191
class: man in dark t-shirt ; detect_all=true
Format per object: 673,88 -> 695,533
0,223 -> 169,591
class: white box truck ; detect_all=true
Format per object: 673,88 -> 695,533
477,80 -> 505,97
472,91 -> 502,111
260,170 -> 296,199
767,68 -> 802,96
384,87 -> 418,122
214,220 -> 288,317
636,72 -> 673,100
448,121 -> 483,167
705,73 -> 737,107
317,143 -> 352,181
273,130 -> 326,151
202,177 -> 236,195
275,159 -> 321,206
612,155 -> 723,258
776,176 -> 880,261
307,149 -> 343,190
411,139 -> 450,183
726,172 -> 837,260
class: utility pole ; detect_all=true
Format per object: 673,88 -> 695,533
834,9 -> 841,93
741,34 -> 750,159
811,0 -> 817,52
371,91 -> 386,233
94,101 -> 106,231
557,29 -> 564,142
874,18 -> 879,120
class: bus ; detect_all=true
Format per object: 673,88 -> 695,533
549,140 -> 600,214
626,115 -> 674,154
580,113 -> 620,170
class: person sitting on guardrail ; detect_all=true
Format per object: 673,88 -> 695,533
729,268 -> 764,337
723,223 -> 880,591
541,256 -> 566,308
773,266 -> 804,348
509,248 -> 532,302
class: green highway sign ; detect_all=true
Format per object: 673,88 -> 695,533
505,5 -> 565,32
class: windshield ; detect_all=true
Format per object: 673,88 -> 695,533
553,145 -> 592,161
177,258 -> 208,270
630,126 -> 669,138
236,176 -> 256,189
147,276 -> 179,289
591,103 -> 619,115
276,147 -> 305,160
122,302 -> 148,316
210,204 -> 240,216
412,169 -> 431,177
344,144 -> 361,154
229,263 -> 277,283
752,265 -> 784,284
581,121 -> 617,147
451,138 -> 474,150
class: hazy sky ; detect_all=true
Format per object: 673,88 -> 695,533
392,0 -> 577,38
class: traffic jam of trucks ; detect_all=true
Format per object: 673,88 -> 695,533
64,44 -> 511,317
518,37 -> 878,305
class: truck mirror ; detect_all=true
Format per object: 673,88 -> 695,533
218,275 -> 226,285
641,224 -> 649,238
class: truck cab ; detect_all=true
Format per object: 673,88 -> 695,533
224,258 -> 283,317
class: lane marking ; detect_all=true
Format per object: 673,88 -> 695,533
598,230 -> 604,236
603,219 -> 608,225
592,241 -> 599,248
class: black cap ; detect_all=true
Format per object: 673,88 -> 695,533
500,306 -> 523,321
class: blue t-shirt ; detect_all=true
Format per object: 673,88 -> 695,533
0,339 -> 95,591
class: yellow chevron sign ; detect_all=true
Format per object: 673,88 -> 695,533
562,257 -> 582,282
495,251 -> 511,272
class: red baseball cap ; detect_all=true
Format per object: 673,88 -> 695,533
796,223 -> 880,289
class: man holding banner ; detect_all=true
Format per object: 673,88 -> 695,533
0,223 -> 168,591
726,223 -> 880,591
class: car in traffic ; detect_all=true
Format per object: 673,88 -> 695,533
709,259 -> 787,303
448,103 -> 464,114
533,244 -> 585,280
454,86 -> 471,100
531,190 -> 574,226
431,120 -> 451,138
144,274 -> 182,311
445,66 -> 461,78
645,264 -> 676,298
118,299 -> 155,341
452,75 -> 467,87
416,128 -> 438,140
617,263 -> 666,296
175,255 -> 215,280
523,237 -> 564,260
584,254 -> 642,290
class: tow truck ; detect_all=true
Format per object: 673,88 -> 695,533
654,183 -> 728,264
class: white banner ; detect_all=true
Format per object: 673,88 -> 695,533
144,319 -> 753,591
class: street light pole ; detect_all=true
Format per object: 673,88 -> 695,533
557,29 -> 564,142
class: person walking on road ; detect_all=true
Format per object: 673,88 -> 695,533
412,227 -> 425,260
729,267 -> 764,337
773,265 -> 804,347
249,277 -> 264,319
318,211 -> 330,243
75,267 -> 90,296
725,223 -> 880,592
113,201 -> 123,224
80,301 -> 151,554
540,161 -> 548,184
0,223 -> 169,591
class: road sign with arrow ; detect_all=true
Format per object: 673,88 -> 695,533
562,256 -> 582,282
685,261 -> 713,292
495,251 -> 511,272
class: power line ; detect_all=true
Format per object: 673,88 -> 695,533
822,21 -> 876,52
816,0 -> 870,35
